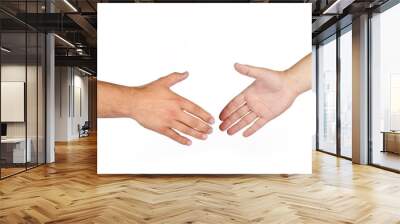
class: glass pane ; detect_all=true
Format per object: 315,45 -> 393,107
27,31 -> 38,169
340,29 -> 352,158
0,1 -> 46,178
318,37 -> 337,154
1,31 -> 27,177
371,4 -> 400,171
26,0 -> 39,169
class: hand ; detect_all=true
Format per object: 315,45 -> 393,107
98,72 -> 215,146
219,54 -> 311,137
131,72 -> 214,145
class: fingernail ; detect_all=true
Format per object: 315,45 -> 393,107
201,134 -> 208,140
219,123 -> 226,131
209,117 -> 215,124
186,140 -> 192,145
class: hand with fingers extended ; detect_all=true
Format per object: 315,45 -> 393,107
219,53 -> 312,137
98,72 -> 214,145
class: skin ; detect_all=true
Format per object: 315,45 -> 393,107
219,53 -> 312,137
98,72 -> 214,146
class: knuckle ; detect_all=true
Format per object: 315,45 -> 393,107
173,98 -> 184,106
230,114 -> 238,121
165,120 -> 174,127
160,126 -> 169,134
191,104 -> 200,111
246,114 -> 255,123
187,128 -> 200,138
187,129 -> 195,136
225,118 -> 233,126
181,100 -> 191,108
192,119 -> 202,128
167,108 -> 178,117
231,100 -> 240,108
199,124 -> 209,132
239,107 -> 247,115
172,97 -> 180,103
181,125 -> 190,134
243,116 -> 251,123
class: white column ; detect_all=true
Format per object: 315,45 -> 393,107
352,14 -> 369,164
45,0 -> 56,163
46,32 -> 55,163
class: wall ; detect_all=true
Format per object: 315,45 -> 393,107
55,67 -> 89,141
55,67 -> 69,141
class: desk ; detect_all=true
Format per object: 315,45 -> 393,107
382,131 -> 400,154
1,138 -> 31,163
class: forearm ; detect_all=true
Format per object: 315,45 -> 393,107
284,53 -> 312,95
97,80 -> 137,118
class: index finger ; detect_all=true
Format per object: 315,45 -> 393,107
219,94 -> 245,121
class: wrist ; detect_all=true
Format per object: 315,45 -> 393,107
283,68 -> 309,97
283,53 -> 312,96
124,86 -> 141,119
110,84 -> 140,119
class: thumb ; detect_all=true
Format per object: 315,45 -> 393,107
234,63 -> 271,79
158,72 -> 189,87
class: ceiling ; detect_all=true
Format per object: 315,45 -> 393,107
0,0 -> 393,74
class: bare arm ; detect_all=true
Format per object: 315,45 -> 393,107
97,81 -> 136,118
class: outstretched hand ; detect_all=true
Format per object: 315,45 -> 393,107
219,64 -> 297,137
98,72 -> 214,145
131,72 -> 214,145
219,54 -> 311,137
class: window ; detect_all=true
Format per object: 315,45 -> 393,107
370,2 -> 400,171
0,2 -> 46,179
339,28 -> 352,158
318,36 -> 337,154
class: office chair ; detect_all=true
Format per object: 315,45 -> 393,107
79,121 -> 90,138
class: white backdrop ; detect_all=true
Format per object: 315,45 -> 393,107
97,3 -> 313,174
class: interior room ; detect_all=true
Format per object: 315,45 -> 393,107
1,29 -> 46,178
1,0 -> 400,223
